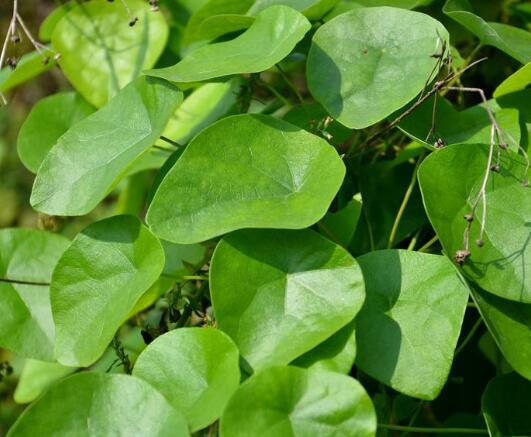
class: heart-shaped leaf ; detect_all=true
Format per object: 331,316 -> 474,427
418,143 -> 530,303
52,0 -> 169,107
220,366 -> 377,437
17,92 -> 94,173
133,328 -> 240,431
307,7 -> 448,128
146,6 -> 311,84
30,76 -> 182,217
210,229 -> 365,371
7,373 -> 189,437
0,229 -> 69,361
147,114 -> 345,244
51,215 -> 165,366
355,250 -> 469,399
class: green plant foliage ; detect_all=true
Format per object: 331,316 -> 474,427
355,250 -> 469,399
220,366 -> 377,437
51,215 -> 165,366
7,373 -> 189,437
319,197 -> 362,247
210,229 -> 364,371
17,92 -> 94,173
51,0 -> 169,107
0,49 -> 56,93
248,0 -> 340,20
307,7 -> 448,128
30,76 -> 182,216
419,143 -> 530,303
0,229 -> 69,361
443,0 -> 531,64
133,328 -> 240,431
493,62 -> 531,98
147,114 -> 345,244
481,372 -> 531,437
146,6 -> 311,83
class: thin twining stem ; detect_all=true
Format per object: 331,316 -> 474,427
0,0 -> 18,104
15,12 -> 54,56
378,424 -> 488,435
454,317 -> 483,357
0,277 -> 50,286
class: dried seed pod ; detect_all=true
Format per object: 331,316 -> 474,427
464,213 -> 474,222
129,17 -> 139,27
53,53 -> 62,61
42,56 -> 50,65
499,142 -> 508,150
490,164 -> 500,172
434,138 -> 445,149
475,239 -> 484,247
454,249 -> 471,266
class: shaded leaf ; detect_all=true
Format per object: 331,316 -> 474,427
319,196 -> 362,247
147,114 -> 345,244
493,62 -> 531,98
51,215 -> 165,366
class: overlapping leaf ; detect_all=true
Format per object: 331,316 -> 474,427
248,0 -> 340,20
147,114 -> 345,244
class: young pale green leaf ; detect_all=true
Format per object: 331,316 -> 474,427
0,229 -> 69,361
133,328 -> 240,431
162,80 -> 238,146
398,96 -> 521,149
470,284 -> 531,380
0,49 -> 56,93
51,215 -> 165,367
247,0 -> 340,20
52,0 -> 169,107
147,114 -> 345,244
418,144 -> 530,303
14,360 -> 75,404
146,6 -> 311,84
17,92 -> 94,173
38,3 -> 73,41
443,0 -> 531,64
7,373 -> 189,437
307,7 -> 448,128
355,250 -> 469,399
493,62 -> 531,98
220,366 -> 377,437
210,229 -> 365,371
292,319 -> 357,374
481,373 -> 531,437
30,76 -> 182,217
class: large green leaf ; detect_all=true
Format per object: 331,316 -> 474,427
30,76 -> 182,217
418,144 -> 530,303
17,92 -> 95,173
14,360 -> 75,404
51,215 -> 165,367
248,0 -> 340,20
481,372 -> 531,437
7,373 -> 189,437
493,62 -> 531,98
307,7 -> 448,128
210,229 -> 365,371
220,366 -> 377,437
470,284 -> 531,380
133,328 -> 240,431
355,250 -> 469,399
0,49 -> 56,93
147,114 -> 345,244
0,229 -> 69,361
146,6 -> 310,84
52,0 -> 169,107
443,0 -> 531,64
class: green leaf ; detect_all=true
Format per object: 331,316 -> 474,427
443,0 -> 531,64
493,62 -> 531,98
162,80 -> 238,146
38,3 -> 74,41
51,215 -> 165,367
353,0 -> 434,7
7,373 -> 189,437
355,250 -> 469,399
398,96 -> 521,149
307,7 -> 448,128
470,284 -> 531,380
161,240 -> 206,279
14,360 -> 75,404
248,0 -> 340,20
17,92 -> 95,173
210,229 -> 365,371
319,196 -> 362,247
418,143 -> 530,303
292,319 -> 357,374
481,373 -> 531,437
0,229 -> 69,361
0,49 -> 56,93
133,327 -> 240,431
147,114 -> 345,244
30,76 -> 182,217
220,366 -> 377,437
146,6 -> 311,84
52,0 -> 169,107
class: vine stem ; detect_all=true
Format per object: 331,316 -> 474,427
378,424 -> 488,434
276,64 -> 304,105
0,0 -> 18,104
454,317 -> 483,357
387,152 -> 425,248
0,277 -> 49,286
418,235 -> 438,253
